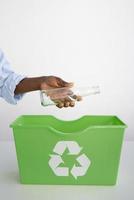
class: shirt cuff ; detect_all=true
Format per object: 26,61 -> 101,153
1,72 -> 26,105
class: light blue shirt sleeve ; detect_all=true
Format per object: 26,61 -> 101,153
0,49 -> 26,104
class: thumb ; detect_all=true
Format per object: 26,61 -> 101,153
58,78 -> 74,88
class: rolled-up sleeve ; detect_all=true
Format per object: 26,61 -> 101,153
0,49 -> 26,104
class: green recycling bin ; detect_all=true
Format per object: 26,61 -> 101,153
10,115 -> 126,185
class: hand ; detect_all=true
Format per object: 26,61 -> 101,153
40,76 -> 73,90
40,76 -> 76,108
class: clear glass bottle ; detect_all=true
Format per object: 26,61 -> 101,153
40,86 -> 100,107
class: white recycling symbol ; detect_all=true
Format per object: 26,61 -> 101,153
48,141 -> 91,179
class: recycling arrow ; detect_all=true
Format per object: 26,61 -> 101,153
48,141 -> 91,179
48,155 -> 69,176
70,153 -> 91,179
53,141 -> 82,155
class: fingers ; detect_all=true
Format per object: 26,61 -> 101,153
45,88 -> 82,109
53,97 -> 75,108
66,89 -> 83,102
64,97 -> 75,107
51,93 -> 82,109
70,94 -> 83,101
54,100 -> 64,108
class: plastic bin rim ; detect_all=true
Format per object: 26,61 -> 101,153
10,115 -> 127,135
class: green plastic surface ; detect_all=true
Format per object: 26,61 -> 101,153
10,115 -> 126,185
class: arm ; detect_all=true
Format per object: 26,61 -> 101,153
15,76 -> 75,108
0,49 -> 26,104
0,50 -> 77,108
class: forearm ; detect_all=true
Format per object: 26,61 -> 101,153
14,76 -> 45,95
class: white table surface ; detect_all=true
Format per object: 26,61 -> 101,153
0,141 -> 134,200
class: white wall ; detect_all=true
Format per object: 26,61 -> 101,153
0,0 -> 134,140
